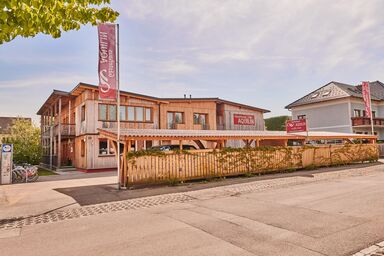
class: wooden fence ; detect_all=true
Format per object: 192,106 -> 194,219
125,144 -> 379,185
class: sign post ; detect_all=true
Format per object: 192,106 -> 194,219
1,144 -> 13,185
98,23 -> 121,189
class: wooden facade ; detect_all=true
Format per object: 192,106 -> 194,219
37,83 -> 269,170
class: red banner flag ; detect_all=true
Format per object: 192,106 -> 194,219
362,81 -> 372,118
286,119 -> 307,133
98,23 -> 117,100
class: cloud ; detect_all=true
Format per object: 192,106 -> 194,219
119,0 -> 384,74
0,74 -> 96,90
153,59 -> 198,76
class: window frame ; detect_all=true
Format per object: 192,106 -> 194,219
193,113 -> 208,125
98,103 -> 153,123
98,138 -> 115,156
167,111 -> 184,125
297,115 -> 306,120
81,105 -> 86,122
80,139 -> 85,157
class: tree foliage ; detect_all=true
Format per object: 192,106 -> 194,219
264,115 -> 291,131
0,0 -> 119,44
2,119 -> 41,164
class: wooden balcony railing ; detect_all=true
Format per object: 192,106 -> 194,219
352,117 -> 384,126
53,123 -> 76,137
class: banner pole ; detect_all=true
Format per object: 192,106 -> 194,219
116,23 -> 121,190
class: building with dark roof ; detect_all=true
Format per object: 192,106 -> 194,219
286,81 -> 384,139
37,82 -> 269,170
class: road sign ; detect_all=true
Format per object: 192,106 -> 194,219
1,144 -> 13,184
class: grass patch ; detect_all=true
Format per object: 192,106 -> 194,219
38,168 -> 57,176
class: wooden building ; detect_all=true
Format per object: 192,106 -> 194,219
37,83 -> 269,171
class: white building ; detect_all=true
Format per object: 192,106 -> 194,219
286,81 -> 384,140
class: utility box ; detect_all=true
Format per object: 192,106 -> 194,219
0,144 -> 13,185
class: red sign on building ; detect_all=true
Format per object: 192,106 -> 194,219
286,119 -> 307,133
233,114 -> 255,125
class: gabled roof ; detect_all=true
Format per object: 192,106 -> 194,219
36,90 -> 72,115
285,81 -> 384,109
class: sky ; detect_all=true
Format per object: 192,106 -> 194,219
1,0 -> 384,124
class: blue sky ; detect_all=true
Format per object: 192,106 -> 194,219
1,0 -> 384,124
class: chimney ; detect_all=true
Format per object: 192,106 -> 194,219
184,94 -> 186,99
189,94 -> 192,99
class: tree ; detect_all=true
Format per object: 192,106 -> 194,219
2,119 -> 42,164
0,0 -> 119,44
264,115 -> 291,131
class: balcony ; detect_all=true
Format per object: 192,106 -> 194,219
352,117 -> 384,127
53,123 -> 76,137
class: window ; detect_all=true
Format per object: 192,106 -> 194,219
175,112 -> 183,123
372,111 -> 376,118
98,139 -> 116,155
120,106 -> 126,121
99,139 -> 108,155
363,110 -> 367,117
81,105 -> 86,122
135,107 -> 144,121
99,104 -> 117,121
322,90 -> 331,96
193,113 -> 208,125
99,104 -> 153,122
127,106 -> 135,121
108,105 -> 117,121
311,93 -> 319,99
167,112 -> 184,128
99,104 -> 107,120
98,139 -> 124,155
297,115 -> 306,120
81,139 -> 85,157
354,109 -> 361,117
145,108 -> 152,121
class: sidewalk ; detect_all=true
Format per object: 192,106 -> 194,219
0,175 -> 116,220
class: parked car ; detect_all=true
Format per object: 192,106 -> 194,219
150,145 -> 197,151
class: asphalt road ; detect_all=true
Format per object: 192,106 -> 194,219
1,163 -> 384,256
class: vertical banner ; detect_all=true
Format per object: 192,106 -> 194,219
1,144 -> 13,185
98,23 -> 117,100
362,81 -> 372,118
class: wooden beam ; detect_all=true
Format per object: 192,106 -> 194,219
179,140 -> 183,150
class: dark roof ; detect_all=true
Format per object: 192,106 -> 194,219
285,81 -> 384,109
0,117 -> 32,134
